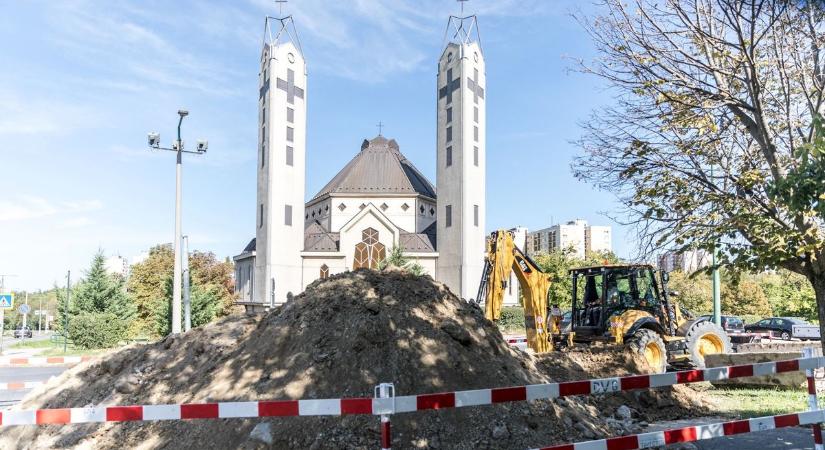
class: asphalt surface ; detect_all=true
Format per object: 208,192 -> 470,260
0,366 -> 67,408
650,417 -> 818,450
693,426 -> 815,449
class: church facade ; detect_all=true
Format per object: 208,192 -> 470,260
234,13 -> 486,308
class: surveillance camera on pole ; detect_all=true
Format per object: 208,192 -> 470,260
148,132 -> 160,148
146,109 -> 208,335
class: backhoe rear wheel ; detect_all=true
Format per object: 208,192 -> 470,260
685,320 -> 731,368
626,328 -> 667,373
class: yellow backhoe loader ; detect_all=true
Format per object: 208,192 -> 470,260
477,229 -> 731,371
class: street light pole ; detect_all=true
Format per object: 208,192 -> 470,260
172,111 -> 186,335
147,110 -> 207,335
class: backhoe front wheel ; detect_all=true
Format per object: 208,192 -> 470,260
626,328 -> 667,373
685,320 -> 731,368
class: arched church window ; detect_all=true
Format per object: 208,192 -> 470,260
353,227 -> 386,270
320,264 -> 329,279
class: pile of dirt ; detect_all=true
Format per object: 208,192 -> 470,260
1,269 -> 709,449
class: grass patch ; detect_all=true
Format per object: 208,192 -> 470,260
7,338 -> 55,350
39,346 -> 109,357
706,386 -> 809,418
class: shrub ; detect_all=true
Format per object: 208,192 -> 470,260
68,312 -> 128,349
498,306 -> 525,332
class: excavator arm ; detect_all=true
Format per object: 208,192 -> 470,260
479,230 -> 552,352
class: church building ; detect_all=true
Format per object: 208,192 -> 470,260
234,12 -> 486,308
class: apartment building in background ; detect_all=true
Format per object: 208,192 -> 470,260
657,249 -> 711,274
525,219 -> 612,258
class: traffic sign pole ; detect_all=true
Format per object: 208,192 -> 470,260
0,293 -> 14,352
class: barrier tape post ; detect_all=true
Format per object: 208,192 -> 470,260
375,382 -> 395,450
805,347 -> 824,450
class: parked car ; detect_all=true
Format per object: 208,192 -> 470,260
697,315 -> 745,333
744,317 -> 812,340
13,325 -> 32,339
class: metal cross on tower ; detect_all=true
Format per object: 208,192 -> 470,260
439,68 -> 461,104
276,68 -> 304,104
457,0 -> 469,14
377,121 -> 384,136
275,0 -> 288,16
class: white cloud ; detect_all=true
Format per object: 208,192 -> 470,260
0,197 -> 102,222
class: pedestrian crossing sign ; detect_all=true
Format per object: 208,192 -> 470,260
0,294 -> 13,309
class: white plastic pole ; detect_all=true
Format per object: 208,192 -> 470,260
375,383 -> 395,450
804,347 -> 823,450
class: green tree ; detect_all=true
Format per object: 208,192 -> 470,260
573,1 -> 825,344
757,270 -> 817,322
666,271 -> 712,314
379,246 -> 425,276
128,244 -> 235,337
532,247 -> 621,309
155,282 -> 222,336
126,245 -> 174,336
722,276 -> 772,318
56,251 -> 136,347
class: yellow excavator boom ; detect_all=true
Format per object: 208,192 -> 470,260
480,230 -> 552,352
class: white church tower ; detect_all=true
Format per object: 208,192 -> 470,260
436,14 -> 486,300
254,15 -> 307,304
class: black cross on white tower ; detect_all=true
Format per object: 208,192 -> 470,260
467,68 -> 484,103
439,68 -> 460,104
277,69 -> 304,104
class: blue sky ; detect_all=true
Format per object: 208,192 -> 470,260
0,0 -> 632,291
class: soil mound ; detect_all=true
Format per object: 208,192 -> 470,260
1,269 -> 708,449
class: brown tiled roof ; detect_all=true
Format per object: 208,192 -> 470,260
311,136 -> 436,201
303,220 -> 340,252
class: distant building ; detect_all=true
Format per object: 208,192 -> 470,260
525,219 -> 612,258
657,249 -> 711,274
105,255 -> 129,279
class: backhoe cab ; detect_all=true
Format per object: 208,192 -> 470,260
567,265 -> 730,372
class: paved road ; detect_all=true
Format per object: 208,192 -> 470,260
692,426 -> 814,449
0,366 -> 67,409
651,416 -> 818,450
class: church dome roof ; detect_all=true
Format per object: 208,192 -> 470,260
311,135 -> 436,201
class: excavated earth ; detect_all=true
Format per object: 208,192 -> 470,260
1,269 -> 711,449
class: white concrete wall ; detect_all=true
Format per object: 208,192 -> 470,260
235,256 -> 255,303
300,254 -> 346,290
324,196 -> 422,234
255,39 -> 306,305
338,205 -> 399,270
436,40 -> 486,302
403,253 -> 438,277
415,197 -> 437,232
304,199 -> 332,229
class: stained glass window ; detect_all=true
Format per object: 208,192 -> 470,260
353,227 -> 386,270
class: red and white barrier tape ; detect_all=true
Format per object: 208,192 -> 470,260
371,356 -> 824,414
0,397 -> 376,426
2,356 -> 821,427
0,356 -> 92,366
507,337 -> 528,344
530,410 -> 825,450
0,381 -> 45,391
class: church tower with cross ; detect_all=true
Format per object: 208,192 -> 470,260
436,13 -> 486,301
253,14 -> 307,304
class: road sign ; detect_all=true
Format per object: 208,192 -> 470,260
0,294 -> 13,309
18,303 -> 30,315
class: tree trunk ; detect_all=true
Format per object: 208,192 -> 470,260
812,275 -> 825,351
